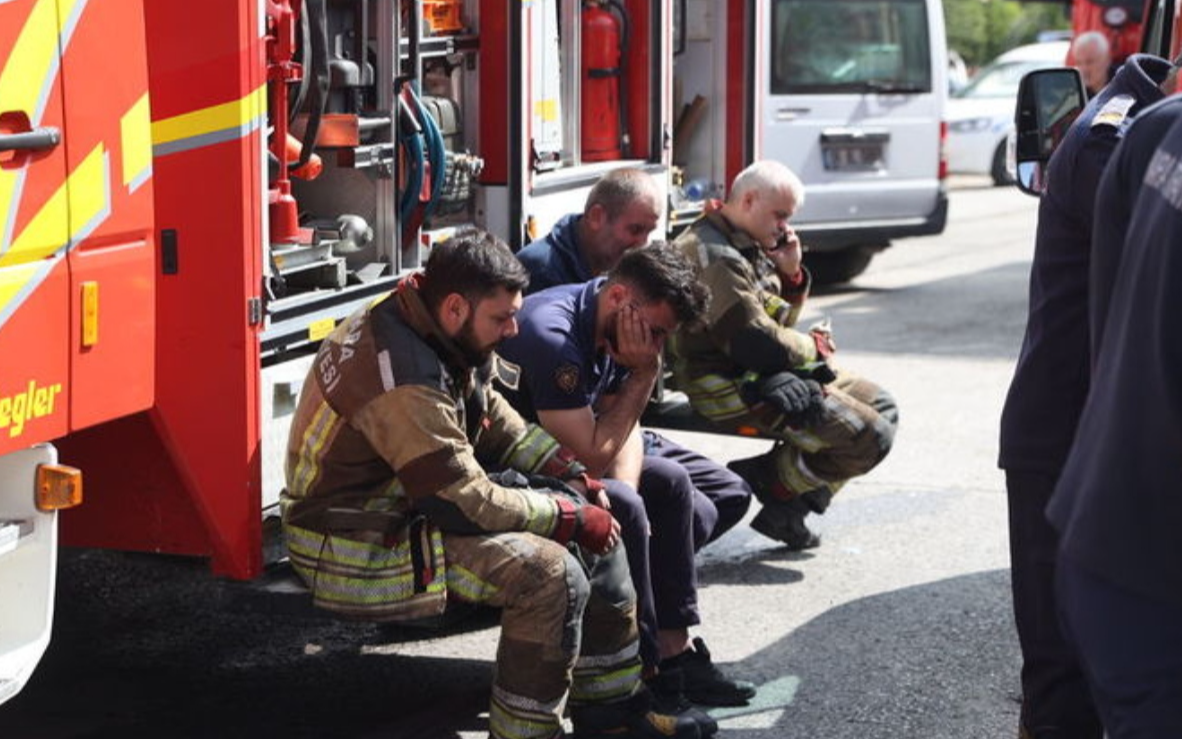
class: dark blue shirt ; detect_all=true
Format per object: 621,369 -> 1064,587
1049,101 -> 1182,604
496,279 -> 627,421
516,213 -> 593,295
998,54 -> 1173,474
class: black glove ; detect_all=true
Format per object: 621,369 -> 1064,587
793,360 -> 837,385
740,371 -> 826,429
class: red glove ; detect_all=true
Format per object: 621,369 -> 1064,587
554,497 -> 615,554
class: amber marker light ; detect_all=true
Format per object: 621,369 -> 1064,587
36,464 -> 83,511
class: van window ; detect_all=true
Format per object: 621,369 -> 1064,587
770,0 -> 932,94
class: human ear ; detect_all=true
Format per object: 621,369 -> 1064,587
440,293 -> 470,332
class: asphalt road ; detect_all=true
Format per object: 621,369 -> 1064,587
2,176 -> 1040,738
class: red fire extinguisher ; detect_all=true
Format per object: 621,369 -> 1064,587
582,1 -> 626,161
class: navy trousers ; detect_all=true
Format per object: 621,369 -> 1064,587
1006,470 -> 1102,738
1057,555 -> 1182,738
606,431 -> 751,668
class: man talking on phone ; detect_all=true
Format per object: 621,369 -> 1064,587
669,160 -> 898,550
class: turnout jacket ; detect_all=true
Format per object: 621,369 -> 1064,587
669,210 -> 819,420
282,275 -> 587,620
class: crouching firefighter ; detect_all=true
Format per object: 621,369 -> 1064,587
669,160 -> 898,550
281,228 -> 707,739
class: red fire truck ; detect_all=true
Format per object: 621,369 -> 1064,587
0,0 -> 784,703
1067,0 -> 1182,63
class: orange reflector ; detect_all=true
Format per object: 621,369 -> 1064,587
36,464 -> 83,511
736,426 -> 761,437
81,281 -> 99,347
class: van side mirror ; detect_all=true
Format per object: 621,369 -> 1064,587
1013,68 -> 1087,197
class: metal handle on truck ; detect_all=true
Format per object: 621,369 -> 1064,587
0,127 -> 60,153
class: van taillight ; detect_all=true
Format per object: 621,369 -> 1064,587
938,120 -> 948,180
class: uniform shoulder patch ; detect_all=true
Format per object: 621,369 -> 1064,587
492,354 -> 521,391
554,363 -> 581,394
1092,94 -> 1135,129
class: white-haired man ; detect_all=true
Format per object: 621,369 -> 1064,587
1073,31 -> 1114,97
668,160 -> 898,549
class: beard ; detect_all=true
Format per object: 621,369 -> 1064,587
455,317 -> 497,367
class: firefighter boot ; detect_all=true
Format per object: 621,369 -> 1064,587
570,688 -> 701,739
727,454 -> 820,551
659,637 -> 757,708
645,669 -> 719,736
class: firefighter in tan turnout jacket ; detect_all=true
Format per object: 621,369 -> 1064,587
282,228 -> 700,739
669,160 -> 898,550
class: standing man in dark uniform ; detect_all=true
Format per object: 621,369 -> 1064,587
998,53 -> 1176,739
1048,100 -> 1182,738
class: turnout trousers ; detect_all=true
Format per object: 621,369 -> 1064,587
443,531 -> 641,739
723,368 -> 897,498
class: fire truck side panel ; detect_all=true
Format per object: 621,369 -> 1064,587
58,0 -> 266,580
0,0 -> 71,456
62,0 -> 156,431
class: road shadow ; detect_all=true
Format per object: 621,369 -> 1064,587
3,554 -> 1020,739
699,568 -> 1021,739
4,549 -> 497,739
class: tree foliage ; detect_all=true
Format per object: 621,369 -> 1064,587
944,0 -> 1071,67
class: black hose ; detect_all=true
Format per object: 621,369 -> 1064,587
295,0 -> 329,171
288,0 -> 311,124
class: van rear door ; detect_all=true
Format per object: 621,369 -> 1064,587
760,0 -> 946,249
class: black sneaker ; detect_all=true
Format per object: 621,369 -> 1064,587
750,497 -> 820,551
570,687 -> 701,739
659,637 -> 756,708
646,669 -> 719,737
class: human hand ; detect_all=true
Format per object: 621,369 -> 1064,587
565,474 -> 611,510
809,317 -> 836,358
763,226 -> 804,280
740,371 -> 826,428
608,303 -> 662,374
574,505 -> 620,554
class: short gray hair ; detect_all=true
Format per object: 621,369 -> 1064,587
729,160 -> 805,207
1072,31 -> 1110,56
585,168 -> 661,220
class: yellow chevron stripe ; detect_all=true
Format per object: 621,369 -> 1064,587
0,0 -> 66,255
120,92 -> 152,188
0,261 -> 42,316
0,142 -> 106,269
151,85 -> 267,149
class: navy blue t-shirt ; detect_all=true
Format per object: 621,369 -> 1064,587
515,213 -> 593,295
496,279 -> 627,421
1049,102 -> 1182,604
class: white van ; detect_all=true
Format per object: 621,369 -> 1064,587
759,0 -> 949,282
